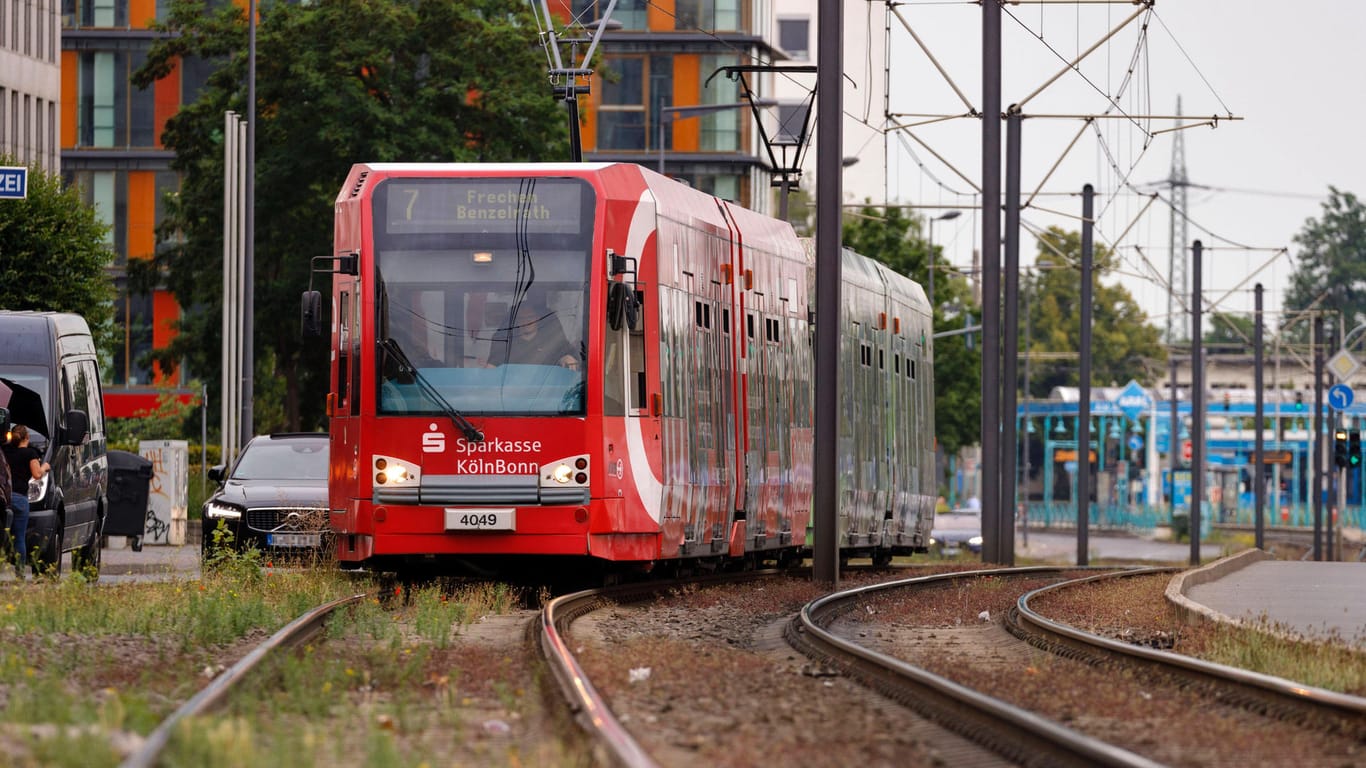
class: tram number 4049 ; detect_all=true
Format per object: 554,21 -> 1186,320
444,508 -> 516,531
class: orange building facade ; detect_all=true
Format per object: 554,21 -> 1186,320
555,1 -> 781,211
58,0 -> 779,417
60,0 -> 210,417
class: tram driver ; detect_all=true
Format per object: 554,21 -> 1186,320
494,301 -> 581,371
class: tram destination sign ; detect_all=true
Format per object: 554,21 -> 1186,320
381,178 -> 587,235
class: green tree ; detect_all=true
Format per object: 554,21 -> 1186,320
1283,186 -> 1366,342
0,156 -> 116,350
130,0 -> 569,432
1024,226 -> 1165,396
1204,312 -> 1255,352
842,205 -> 980,454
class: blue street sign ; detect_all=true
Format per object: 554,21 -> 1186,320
0,166 -> 28,199
1113,380 -> 1151,422
1128,434 -> 1143,452
1328,383 -> 1354,411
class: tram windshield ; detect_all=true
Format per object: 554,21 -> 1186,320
371,177 -> 595,416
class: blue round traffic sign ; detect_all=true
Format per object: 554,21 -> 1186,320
1128,434 -> 1143,452
1329,383 -> 1354,411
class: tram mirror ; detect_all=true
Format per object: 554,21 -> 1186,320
301,290 -> 323,338
624,289 -> 641,330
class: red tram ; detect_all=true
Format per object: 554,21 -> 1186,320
304,162 -> 935,576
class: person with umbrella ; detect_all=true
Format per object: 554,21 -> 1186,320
4,423 -> 48,578
0,408 -> 11,577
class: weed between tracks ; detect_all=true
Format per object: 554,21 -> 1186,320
0,552 -> 561,767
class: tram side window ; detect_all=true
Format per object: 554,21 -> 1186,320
604,300 -> 626,415
630,292 -> 647,409
338,291 -> 351,412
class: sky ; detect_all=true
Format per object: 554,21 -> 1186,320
871,1 -> 1366,336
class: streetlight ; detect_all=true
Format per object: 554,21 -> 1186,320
927,210 -> 961,307
657,100 -> 778,176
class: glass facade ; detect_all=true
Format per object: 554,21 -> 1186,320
75,49 -> 157,148
61,2 -> 202,397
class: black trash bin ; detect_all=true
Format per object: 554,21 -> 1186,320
106,450 -> 153,551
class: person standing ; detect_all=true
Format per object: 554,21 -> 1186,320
4,425 -> 49,577
0,442 -> 11,576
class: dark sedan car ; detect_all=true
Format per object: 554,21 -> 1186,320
201,433 -> 330,560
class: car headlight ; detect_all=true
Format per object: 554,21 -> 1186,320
204,501 -> 243,520
968,535 -> 983,547
27,473 -> 49,504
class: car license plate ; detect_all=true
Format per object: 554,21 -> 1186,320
445,508 -> 515,531
268,533 -> 321,548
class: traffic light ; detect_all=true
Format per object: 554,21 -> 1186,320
1223,392 -> 1230,411
1351,431 -> 1363,468
1294,391 -> 1305,411
1334,430 -> 1349,468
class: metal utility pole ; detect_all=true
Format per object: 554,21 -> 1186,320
1313,316 -> 1324,561
1190,240 -> 1204,566
1077,185 -> 1094,566
1254,283 -> 1265,550
980,0 -> 1002,564
242,0 -> 256,447
1000,109 -> 1022,566
812,0 -> 843,586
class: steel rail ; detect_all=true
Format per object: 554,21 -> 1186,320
787,566 -> 1163,768
121,592 -> 370,768
539,569 -> 785,768
1013,568 -> 1366,740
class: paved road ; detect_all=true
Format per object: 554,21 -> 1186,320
1017,530 -> 1222,565
0,537 -> 199,584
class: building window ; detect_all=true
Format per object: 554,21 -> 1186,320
676,0 -> 742,32
64,0 -> 126,27
76,49 -> 157,148
598,56 -> 645,150
778,17 -> 809,60
775,103 -> 807,145
698,55 -> 740,152
572,0 -> 645,31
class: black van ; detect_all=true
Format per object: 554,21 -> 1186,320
0,312 -> 107,576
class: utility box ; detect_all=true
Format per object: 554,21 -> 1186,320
139,440 -> 188,545
106,450 -> 153,549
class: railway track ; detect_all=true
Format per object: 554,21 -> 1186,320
119,592 -> 370,768
785,567 -> 1159,768
539,570 -> 786,768
786,566 -> 1365,767
1010,568 -> 1366,741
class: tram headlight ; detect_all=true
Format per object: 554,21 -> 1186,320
372,455 -> 420,486
541,454 -> 590,487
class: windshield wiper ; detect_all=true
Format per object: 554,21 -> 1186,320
380,337 -> 484,443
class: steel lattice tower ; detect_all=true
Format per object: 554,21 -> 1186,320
1166,97 -> 1190,344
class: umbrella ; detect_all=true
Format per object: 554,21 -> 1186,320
0,378 -> 47,439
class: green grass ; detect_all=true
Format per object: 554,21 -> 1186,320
159,580 -> 530,767
0,565 -> 369,766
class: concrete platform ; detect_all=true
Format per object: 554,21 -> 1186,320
1169,550 -> 1366,649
